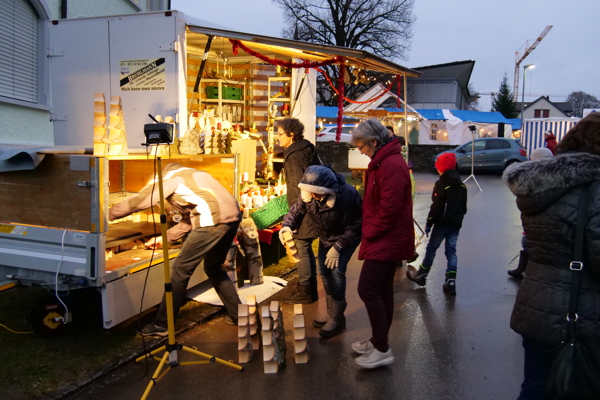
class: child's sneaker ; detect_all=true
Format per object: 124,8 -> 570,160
443,278 -> 456,295
406,265 -> 428,286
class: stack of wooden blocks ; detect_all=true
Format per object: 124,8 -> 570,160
237,303 -> 253,363
281,230 -> 300,263
293,304 -> 309,363
237,295 -> 260,363
262,301 -> 287,373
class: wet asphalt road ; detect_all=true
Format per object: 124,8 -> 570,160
65,172 -> 526,400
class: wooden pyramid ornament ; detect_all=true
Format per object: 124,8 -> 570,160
106,96 -> 128,155
293,304 -> 309,364
93,93 -> 107,155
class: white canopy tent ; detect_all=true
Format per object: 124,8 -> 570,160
418,110 -> 513,145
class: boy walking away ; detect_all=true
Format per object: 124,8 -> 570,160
406,152 -> 467,295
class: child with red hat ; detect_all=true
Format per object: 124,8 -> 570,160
406,152 -> 468,295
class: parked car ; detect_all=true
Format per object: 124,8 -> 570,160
316,125 -> 355,143
434,137 -> 527,172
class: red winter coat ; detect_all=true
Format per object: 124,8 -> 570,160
358,140 -> 415,261
544,134 -> 557,155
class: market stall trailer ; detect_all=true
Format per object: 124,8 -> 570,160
0,153 -> 237,330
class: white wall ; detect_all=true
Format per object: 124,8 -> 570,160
0,0 -> 143,147
45,0 -> 140,19
291,67 -> 317,143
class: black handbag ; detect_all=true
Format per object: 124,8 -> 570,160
547,184 -> 600,399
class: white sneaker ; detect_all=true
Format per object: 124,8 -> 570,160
355,347 -> 394,369
351,339 -> 373,354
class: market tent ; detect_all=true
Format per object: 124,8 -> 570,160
520,117 -> 580,157
507,118 -> 521,131
416,109 -> 514,145
384,108 -> 445,121
317,106 -> 358,124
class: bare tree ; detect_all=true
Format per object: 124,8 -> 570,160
466,84 -> 480,111
274,0 -> 415,60
273,0 -> 415,105
567,91 -> 600,117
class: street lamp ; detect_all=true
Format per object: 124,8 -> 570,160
520,64 -> 535,135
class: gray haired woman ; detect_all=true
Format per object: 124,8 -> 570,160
350,118 -> 415,369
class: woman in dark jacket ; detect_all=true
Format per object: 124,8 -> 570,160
503,112 -> 600,399
281,165 -> 362,338
277,118 -> 321,304
350,118 -> 415,369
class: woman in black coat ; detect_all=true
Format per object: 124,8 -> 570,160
276,118 -> 321,304
503,112 -> 600,399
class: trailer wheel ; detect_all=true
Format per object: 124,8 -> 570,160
30,297 -> 70,337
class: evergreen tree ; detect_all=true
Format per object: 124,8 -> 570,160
491,74 -> 519,118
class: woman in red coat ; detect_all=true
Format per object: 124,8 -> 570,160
350,118 -> 415,369
544,130 -> 557,155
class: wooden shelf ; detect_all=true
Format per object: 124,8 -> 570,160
269,77 -> 291,82
198,78 -> 246,123
203,99 -> 245,104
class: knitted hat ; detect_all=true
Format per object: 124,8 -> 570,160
436,152 -> 456,172
530,147 -> 553,160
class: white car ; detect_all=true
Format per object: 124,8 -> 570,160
316,125 -> 355,143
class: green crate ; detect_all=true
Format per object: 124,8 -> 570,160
206,86 -> 219,99
250,195 -> 289,230
222,86 -> 242,100
205,86 -> 242,100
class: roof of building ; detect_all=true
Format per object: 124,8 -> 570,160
515,96 -> 571,117
408,60 -> 478,105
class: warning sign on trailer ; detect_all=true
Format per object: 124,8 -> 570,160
119,58 -> 166,91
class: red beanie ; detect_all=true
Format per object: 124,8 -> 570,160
436,152 -> 456,173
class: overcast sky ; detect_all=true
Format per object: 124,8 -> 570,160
172,0 -> 599,112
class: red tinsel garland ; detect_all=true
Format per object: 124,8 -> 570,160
336,61 -> 345,142
228,38 -> 403,140
317,68 -> 401,104
397,79 -> 402,108
229,39 -> 341,68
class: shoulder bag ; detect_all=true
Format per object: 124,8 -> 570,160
547,184 -> 600,399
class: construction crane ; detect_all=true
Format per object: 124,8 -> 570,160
513,25 -> 553,102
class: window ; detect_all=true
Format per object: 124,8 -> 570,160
487,139 -> 511,150
0,0 -> 49,107
463,140 -> 486,152
534,109 -> 550,118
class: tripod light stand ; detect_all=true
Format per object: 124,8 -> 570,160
462,125 -> 482,192
137,125 -> 242,399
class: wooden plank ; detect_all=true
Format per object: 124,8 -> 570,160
0,154 -> 92,231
